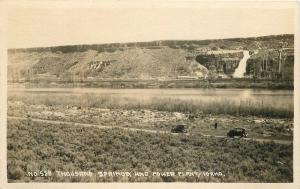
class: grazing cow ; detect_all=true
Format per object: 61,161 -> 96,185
227,128 -> 247,138
171,124 -> 188,133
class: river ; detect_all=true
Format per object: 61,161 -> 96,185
8,87 -> 294,111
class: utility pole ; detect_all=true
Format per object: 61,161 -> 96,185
278,50 -> 282,74
266,52 -> 268,71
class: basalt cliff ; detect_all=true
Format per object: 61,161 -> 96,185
8,34 -> 294,83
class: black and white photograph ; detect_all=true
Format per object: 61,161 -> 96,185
1,0 -> 299,186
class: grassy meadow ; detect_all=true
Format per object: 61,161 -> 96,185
7,119 -> 293,182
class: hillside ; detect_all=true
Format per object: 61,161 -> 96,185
8,34 -> 294,83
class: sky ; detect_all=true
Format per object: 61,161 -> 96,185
7,7 -> 295,48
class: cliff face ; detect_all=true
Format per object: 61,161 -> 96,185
8,34 -> 294,82
195,51 -> 243,77
246,49 -> 294,80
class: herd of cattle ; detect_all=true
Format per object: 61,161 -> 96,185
171,124 -> 248,138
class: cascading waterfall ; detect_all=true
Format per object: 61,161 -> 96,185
233,50 -> 250,78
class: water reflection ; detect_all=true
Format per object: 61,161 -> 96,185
8,87 -> 293,111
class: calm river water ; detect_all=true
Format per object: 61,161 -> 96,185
8,88 -> 293,111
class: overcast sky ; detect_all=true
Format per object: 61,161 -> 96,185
8,7 -> 295,48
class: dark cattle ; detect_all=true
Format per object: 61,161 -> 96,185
171,124 -> 188,133
227,128 -> 247,138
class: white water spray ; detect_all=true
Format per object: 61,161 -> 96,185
233,51 -> 250,78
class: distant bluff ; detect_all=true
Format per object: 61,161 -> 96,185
8,34 -> 294,82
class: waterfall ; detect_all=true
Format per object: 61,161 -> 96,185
233,50 -> 250,78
